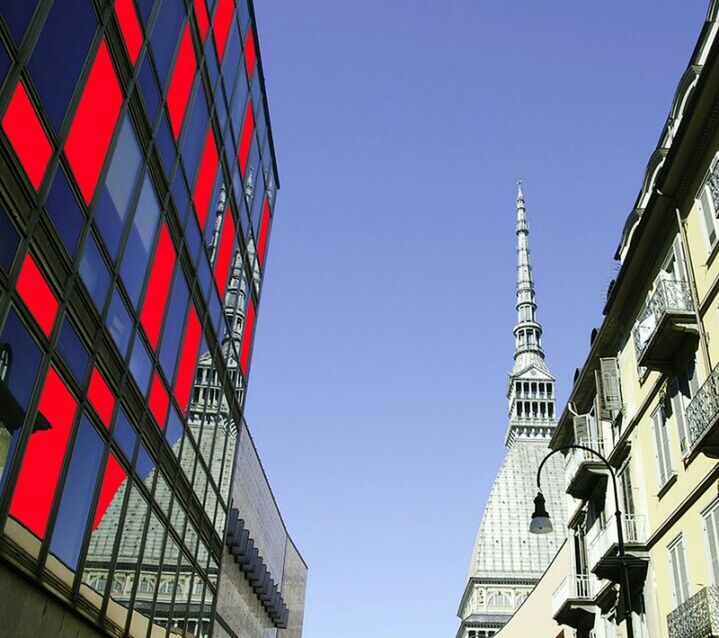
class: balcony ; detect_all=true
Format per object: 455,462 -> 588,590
564,438 -> 608,500
632,280 -> 697,370
686,364 -> 719,458
552,574 -> 597,628
667,586 -> 719,638
587,515 -> 648,583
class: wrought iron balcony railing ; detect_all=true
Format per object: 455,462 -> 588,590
686,364 -> 719,457
667,586 -> 719,638
632,279 -> 694,363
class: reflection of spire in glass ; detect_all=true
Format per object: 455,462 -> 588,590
0,343 -> 11,382
244,167 -> 255,201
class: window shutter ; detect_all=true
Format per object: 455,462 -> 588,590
653,410 -> 668,485
599,357 -> 622,418
705,508 -> 719,587
573,414 -> 591,443
700,186 -> 718,244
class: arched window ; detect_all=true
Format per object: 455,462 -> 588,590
138,577 -> 155,593
487,591 -> 512,609
159,579 -> 175,594
516,592 -> 528,607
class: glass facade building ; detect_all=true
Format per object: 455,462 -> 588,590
0,1 -> 290,636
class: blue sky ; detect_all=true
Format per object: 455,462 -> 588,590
245,2 -> 709,636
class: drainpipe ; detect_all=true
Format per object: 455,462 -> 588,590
657,189 -> 712,374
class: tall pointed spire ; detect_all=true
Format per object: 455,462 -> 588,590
513,180 -> 545,366
505,182 -> 556,448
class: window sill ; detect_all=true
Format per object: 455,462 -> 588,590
657,472 -> 678,498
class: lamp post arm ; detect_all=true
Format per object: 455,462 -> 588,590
536,444 -> 625,554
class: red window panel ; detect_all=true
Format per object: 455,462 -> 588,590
1,81 -> 52,190
192,126 -> 219,231
214,213 -> 235,297
92,452 -> 126,529
213,0 -> 234,62
244,28 -> 256,78
16,253 -> 59,338
148,372 -> 169,429
173,306 -> 201,412
166,24 -> 197,140
65,40 -> 123,205
114,0 -> 143,65
87,367 -> 115,428
239,298 -> 255,376
257,197 -> 271,266
238,101 -> 254,177
9,367 -> 78,538
194,0 -> 209,41
140,224 -> 176,350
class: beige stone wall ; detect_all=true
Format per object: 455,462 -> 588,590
494,542 -> 572,638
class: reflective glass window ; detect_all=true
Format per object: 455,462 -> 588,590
9,367 -> 78,538
172,168 -> 191,226
65,40 -> 123,205
185,214 -> 201,264
138,55 -> 161,124
239,298 -> 255,375
106,287 -> 133,357
181,87 -> 208,183
120,173 -> 160,307
0,2 -> 38,44
148,373 -> 169,429
244,28 -> 257,78
45,169 -> 84,255
136,445 -> 155,482
191,127 -> 218,231
238,100 -> 253,177
150,0 -> 185,88
213,213 -> 235,296
2,81 -> 52,190
173,306 -> 201,412
16,253 -> 59,337
135,0 -> 155,25
115,0 -> 143,65
167,24 -> 196,139
95,115 -> 142,259
87,367 -> 115,428
159,271 -> 189,379
0,310 -> 42,488
220,17 -> 240,85
166,406 -> 183,455
57,317 -> 89,384
212,0 -> 233,62
0,206 -> 19,273
93,452 -> 127,530
113,409 -> 137,461
129,335 -> 152,393
50,416 -> 103,568
27,0 -> 95,130
140,224 -> 176,349
79,233 -> 111,311
156,114 -> 176,176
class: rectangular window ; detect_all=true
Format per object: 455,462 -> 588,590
668,535 -> 690,607
257,197 -> 271,266
16,253 -> 59,338
669,357 -> 699,457
79,233 -> 111,312
166,24 -> 197,139
652,405 -> 674,488
140,223 -> 176,350
57,318 -> 89,384
44,169 -> 85,256
194,0 -> 209,41
65,40 -> 123,204
2,81 -> 52,190
704,500 -> 719,587
49,417 -> 103,568
700,184 -> 719,248
9,367 -> 78,538
92,452 -> 127,529
174,306 -> 202,412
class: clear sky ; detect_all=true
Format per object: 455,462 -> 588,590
245,2 -> 709,636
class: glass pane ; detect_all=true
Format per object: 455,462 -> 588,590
79,234 -> 111,312
49,417 -> 103,568
45,169 -> 84,255
27,0 -> 96,130
113,409 -> 137,461
57,317 -> 89,384
0,206 -> 19,272
129,336 -> 152,394
0,310 -> 43,489
106,287 -> 133,357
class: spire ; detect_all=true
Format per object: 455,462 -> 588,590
505,182 -> 556,448
513,180 -> 545,364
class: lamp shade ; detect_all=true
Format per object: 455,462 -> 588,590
529,491 -> 553,534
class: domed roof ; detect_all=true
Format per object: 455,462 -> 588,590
468,439 -> 566,580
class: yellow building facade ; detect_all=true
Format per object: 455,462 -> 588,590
522,2 -> 719,637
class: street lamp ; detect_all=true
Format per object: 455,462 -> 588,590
531,444 -> 635,638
